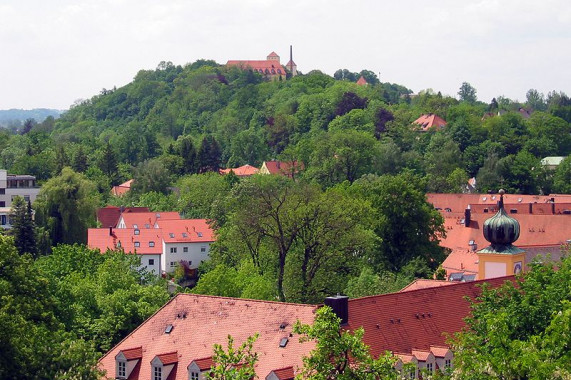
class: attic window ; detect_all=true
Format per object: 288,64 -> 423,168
279,337 -> 288,348
134,241 -> 140,247
156,213 -> 161,218
169,233 -> 175,238
182,232 -> 188,238
133,224 -> 138,229
149,241 -> 155,247
145,223 -> 151,229
510,209 -> 518,214
197,232 -> 203,237
468,240 -> 475,245
134,229 -> 140,235
117,360 -> 126,378
483,208 -> 489,213
165,324 -> 173,334
445,208 -> 452,212
117,241 -> 122,247
482,197 -> 487,201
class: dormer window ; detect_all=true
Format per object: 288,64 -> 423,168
151,352 -> 177,380
169,233 -> 175,238
190,371 -> 200,380
182,232 -> 188,238
115,347 -> 142,379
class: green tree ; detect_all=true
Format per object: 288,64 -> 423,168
34,167 -> 100,246
458,82 -> 477,103
72,145 -> 89,173
131,159 -> 172,195
351,173 -> 446,272
8,197 -> 38,257
0,235 -> 101,379
197,135 -> 222,173
552,155 -> 571,193
450,253 -> 571,379
293,306 -> 398,380
209,334 -> 259,380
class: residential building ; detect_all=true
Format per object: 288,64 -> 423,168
98,277 -> 512,379
259,160 -> 303,179
356,76 -> 368,86
97,206 -> 151,229
227,52 -> 287,81
111,179 -> 134,197
0,169 -> 41,229
428,192 -> 571,280
88,211 -> 214,275
219,164 -> 259,177
412,114 -> 447,132
541,156 -> 566,170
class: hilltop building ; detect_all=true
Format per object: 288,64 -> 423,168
219,164 -> 259,177
0,169 -> 41,229
227,52 -> 287,81
259,160 -> 303,179
356,76 -> 368,86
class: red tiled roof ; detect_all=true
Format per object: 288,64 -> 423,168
411,350 -> 432,361
111,179 -> 134,197
399,279 -> 453,292
87,228 -> 163,255
156,352 -> 178,365
261,161 -> 304,177
98,294 -> 319,380
356,76 -> 368,86
394,352 -> 417,363
219,164 -> 259,177
347,276 -> 513,356
430,346 -> 451,358
270,366 -> 295,380
156,219 -> 214,243
97,206 -> 150,228
192,357 -> 214,371
120,347 -> 143,360
268,51 -> 279,58
226,60 -> 286,76
120,212 -> 181,229
413,114 -> 447,131
441,249 -> 479,277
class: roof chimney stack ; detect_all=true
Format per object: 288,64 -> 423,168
324,295 -> 349,325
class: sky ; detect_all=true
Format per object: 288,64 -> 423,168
1,0 -> 570,110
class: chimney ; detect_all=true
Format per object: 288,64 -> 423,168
552,202 -> 555,214
464,208 -> 471,227
529,203 -> 533,214
324,295 -> 349,325
109,227 -> 113,236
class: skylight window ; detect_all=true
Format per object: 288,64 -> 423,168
165,324 -> 173,334
197,232 -> 203,237
134,229 -> 140,235
169,233 -> 175,238
279,337 -> 288,348
182,232 -> 188,238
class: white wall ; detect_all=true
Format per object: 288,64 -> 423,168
161,241 -> 210,273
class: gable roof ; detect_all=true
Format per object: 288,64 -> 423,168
156,219 -> 214,243
412,114 -> 447,131
190,357 -> 214,371
399,279 -> 453,292
226,60 -> 286,76
260,161 -> 304,177
155,352 -> 178,365
119,212 -> 181,229
268,366 -> 295,380
118,347 -> 143,360
111,179 -> 134,197
87,228 -> 163,255
347,276 -> 513,357
97,206 -> 150,228
98,294 -> 319,380
219,164 -> 259,177
356,76 -> 368,85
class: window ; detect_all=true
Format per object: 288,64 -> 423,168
134,241 -> 140,247
117,241 -> 122,248
201,246 -> 206,253
169,233 -> 175,238
182,232 -> 188,238
197,232 -> 203,237
170,247 -> 177,253
445,359 -> 451,369
133,224 -> 138,229
153,365 -> 162,380
24,195 -> 30,202
190,371 -> 200,380
0,201 -> 5,207
408,367 -> 416,379
145,223 -> 150,229
183,247 -> 188,253
170,261 -> 177,268
117,361 -> 126,378
149,241 -> 155,247
0,188 -> 5,194
134,229 -> 140,235
149,259 -> 155,265
426,363 -> 433,373
1,215 -> 6,225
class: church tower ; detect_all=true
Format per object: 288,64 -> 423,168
477,189 -> 526,279
285,45 -> 297,76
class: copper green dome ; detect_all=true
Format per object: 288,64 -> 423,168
481,190 -> 522,253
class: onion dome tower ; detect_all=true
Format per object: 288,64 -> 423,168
477,189 -> 526,279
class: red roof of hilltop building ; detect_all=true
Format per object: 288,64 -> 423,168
219,164 -> 259,177
413,114 -> 447,131
98,294 -> 319,380
156,219 -> 215,243
260,160 -> 304,178
88,228 -> 163,255
111,179 -> 134,197
356,76 -> 368,86
227,52 -> 287,80
97,206 -> 150,228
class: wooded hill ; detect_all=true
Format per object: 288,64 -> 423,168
1,59 -> 570,195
